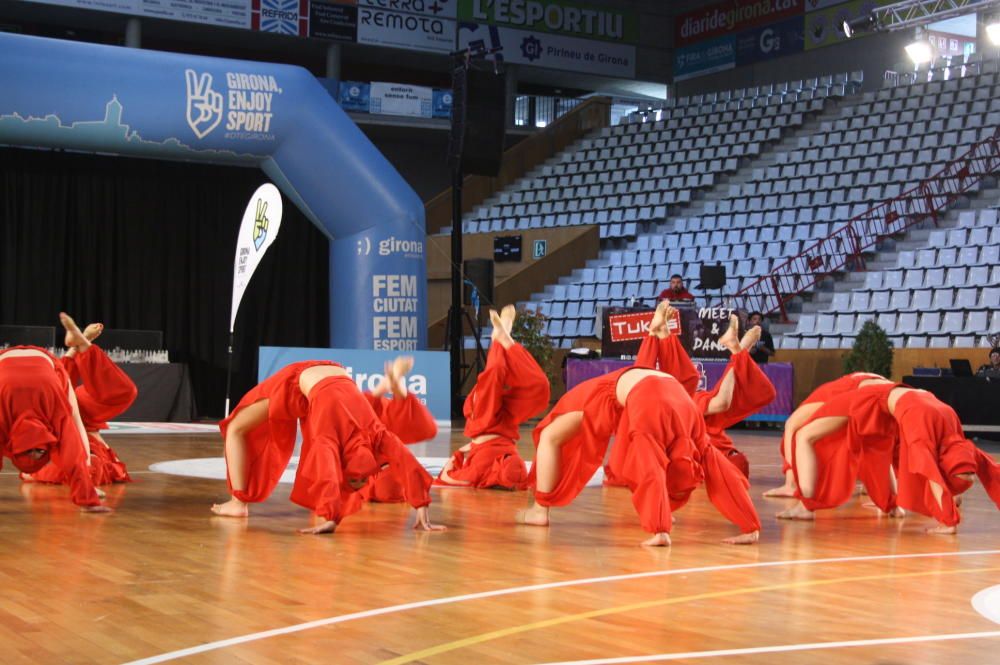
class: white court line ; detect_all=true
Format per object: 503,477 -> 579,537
533,631 -> 1000,664
121,549 -> 1000,665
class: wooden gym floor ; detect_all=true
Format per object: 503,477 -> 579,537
1,427 -> 999,665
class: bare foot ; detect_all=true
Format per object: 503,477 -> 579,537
390,356 -> 414,398
211,498 -> 249,517
739,325 -> 761,353
81,505 -> 112,513
926,524 -> 957,535
718,314 -> 740,354
19,472 -> 35,483
763,483 -> 798,498
777,502 -> 814,520
299,520 -> 337,535
95,487 -> 106,499
83,323 -> 104,341
641,532 -> 671,547
648,300 -> 670,337
861,502 -> 906,518
515,505 -> 550,526
500,304 -> 516,335
490,310 -> 515,349
60,312 -> 91,351
723,530 -> 759,545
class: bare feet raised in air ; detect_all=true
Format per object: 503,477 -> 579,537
299,520 -> 337,535
500,304 -> 516,335
648,300 -> 673,338
739,325 -> 761,353
390,355 -> 414,398
723,530 -> 759,545
516,504 -> 550,526
211,498 -> 249,517
718,314 -> 740,354
777,502 -> 814,521
641,532 -> 671,547
490,309 -> 515,349
763,482 -> 798,498
60,312 -> 91,351
84,323 -> 104,341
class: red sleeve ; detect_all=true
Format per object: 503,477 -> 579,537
654,335 -> 699,396
367,393 -> 437,444
897,437 -> 960,525
376,432 -> 432,508
51,411 -> 101,507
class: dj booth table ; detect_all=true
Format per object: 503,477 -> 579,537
903,375 -> 1000,432
116,363 -> 197,422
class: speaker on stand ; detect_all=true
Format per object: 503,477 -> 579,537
447,50 -> 507,416
698,263 -> 728,308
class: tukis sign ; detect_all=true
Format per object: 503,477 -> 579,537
601,305 -> 737,361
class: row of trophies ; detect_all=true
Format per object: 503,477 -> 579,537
0,346 -> 169,364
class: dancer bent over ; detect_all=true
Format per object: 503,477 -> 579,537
26,317 -> 136,486
436,306 -> 550,490
213,361 -> 445,534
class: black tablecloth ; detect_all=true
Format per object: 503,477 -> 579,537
117,363 -> 196,422
903,376 -> 1000,429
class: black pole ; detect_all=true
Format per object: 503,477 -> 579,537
224,330 -> 234,417
448,163 -> 464,417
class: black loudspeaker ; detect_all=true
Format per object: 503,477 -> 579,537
450,60 -> 507,177
97,329 -> 164,351
464,258 -> 495,306
698,264 -> 727,290
0,325 -> 55,348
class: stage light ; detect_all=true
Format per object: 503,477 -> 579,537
905,31 -> 937,65
842,13 -> 877,38
987,20 -> 1000,46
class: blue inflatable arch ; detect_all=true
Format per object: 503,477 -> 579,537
0,32 -> 426,350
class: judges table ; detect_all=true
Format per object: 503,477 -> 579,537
116,363 -> 196,422
903,375 -> 1000,431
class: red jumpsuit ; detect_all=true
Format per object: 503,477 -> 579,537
357,392 -> 437,503
607,334 -> 772,481
791,383 -> 900,513
30,345 -> 137,485
0,347 -> 101,507
220,362 -> 432,523
435,342 -> 550,490
607,374 -> 761,534
893,390 -> 1000,526
780,372 -> 891,473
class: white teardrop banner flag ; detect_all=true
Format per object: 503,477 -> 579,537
230,183 -> 283,332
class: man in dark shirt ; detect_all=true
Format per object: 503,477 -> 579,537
657,274 -> 695,302
977,348 -> 1000,379
747,311 -> 775,364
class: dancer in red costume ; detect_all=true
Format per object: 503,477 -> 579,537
612,303 -> 776,478
763,371 -> 889,498
0,313 -> 110,512
516,302 -> 760,545
24,320 -> 136,486
780,382 -> 1000,532
357,356 -> 439,503
212,358 -> 445,535
435,305 -> 550,490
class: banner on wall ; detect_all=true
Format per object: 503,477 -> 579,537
339,80 -> 371,111
251,0 -> 309,35
735,15 -> 804,65
600,305 -> 736,361
674,34 -> 736,81
310,0 -> 358,41
675,0 -> 804,48
259,346 -> 451,420
457,21 -> 635,77
357,0 -> 458,53
26,0 -> 252,28
458,0 -> 638,43
369,82 -> 433,117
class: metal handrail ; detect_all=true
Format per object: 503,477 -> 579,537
729,126 -> 1000,321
